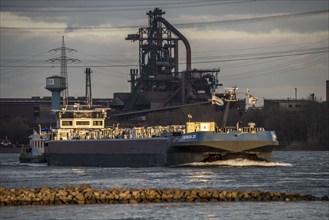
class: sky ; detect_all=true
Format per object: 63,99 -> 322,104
1,0 -> 328,104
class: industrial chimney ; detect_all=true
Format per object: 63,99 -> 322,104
295,88 -> 297,99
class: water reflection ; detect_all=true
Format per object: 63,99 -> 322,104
71,168 -> 86,175
187,170 -> 215,183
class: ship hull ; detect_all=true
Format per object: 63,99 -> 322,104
45,131 -> 278,167
19,155 -> 45,163
172,131 -> 278,161
19,146 -> 46,163
45,138 -> 171,167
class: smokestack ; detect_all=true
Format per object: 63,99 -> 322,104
310,93 -> 315,101
295,88 -> 297,99
85,68 -> 92,106
326,80 -> 329,102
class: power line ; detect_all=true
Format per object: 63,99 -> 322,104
193,46 -> 328,60
221,53 -> 326,79
1,10 -> 327,31
220,39 -> 328,69
175,10 -> 329,28
223,56 -> 328,81
1,49 -> 327,68
192,49 -> 328,64
0,0 -> 254,12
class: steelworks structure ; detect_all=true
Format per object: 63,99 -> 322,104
120,8 -> 221,111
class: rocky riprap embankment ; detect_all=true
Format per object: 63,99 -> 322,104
1,184 -> 328,206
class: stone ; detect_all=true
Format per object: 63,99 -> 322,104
129,199 -> 138,204
75,193 -> 85,201
231,191 -> 238,199
79,184 -> 92,192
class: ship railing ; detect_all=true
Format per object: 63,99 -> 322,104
220,126 -> 266,134
222,127 -> 235,133
51,124 -> 187,140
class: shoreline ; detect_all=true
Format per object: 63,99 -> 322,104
0,146 -> 21,154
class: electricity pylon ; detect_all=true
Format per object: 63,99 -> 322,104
46,36 -> 80,106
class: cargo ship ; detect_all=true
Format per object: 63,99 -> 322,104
19,99 -> 278,167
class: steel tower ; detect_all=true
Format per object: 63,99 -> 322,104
47,36 -> 80,106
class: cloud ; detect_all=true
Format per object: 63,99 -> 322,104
0,12 -> 66,30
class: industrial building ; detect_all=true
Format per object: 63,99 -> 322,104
264,98 -> 315,112
0,97 -> 112,125
118,8 -> 221,112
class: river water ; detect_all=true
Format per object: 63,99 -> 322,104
0,151 -> 328,220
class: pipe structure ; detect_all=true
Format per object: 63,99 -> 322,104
158,17 -> 191,72
174,39 -> 179,76
158,16 -> 191,104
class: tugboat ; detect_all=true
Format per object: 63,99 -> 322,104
19,126 -> 50,163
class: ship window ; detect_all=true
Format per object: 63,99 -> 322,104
61,112 -> 74,118
92,112 -> 106,118
76,121 -> 90,126
62,121 -> 73,126
93,121 -> 103,126
74,112 -> 92,118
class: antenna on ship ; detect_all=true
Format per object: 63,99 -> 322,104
46,36 -> 80,107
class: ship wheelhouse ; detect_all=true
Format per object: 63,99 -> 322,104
55,106 -> 108,130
